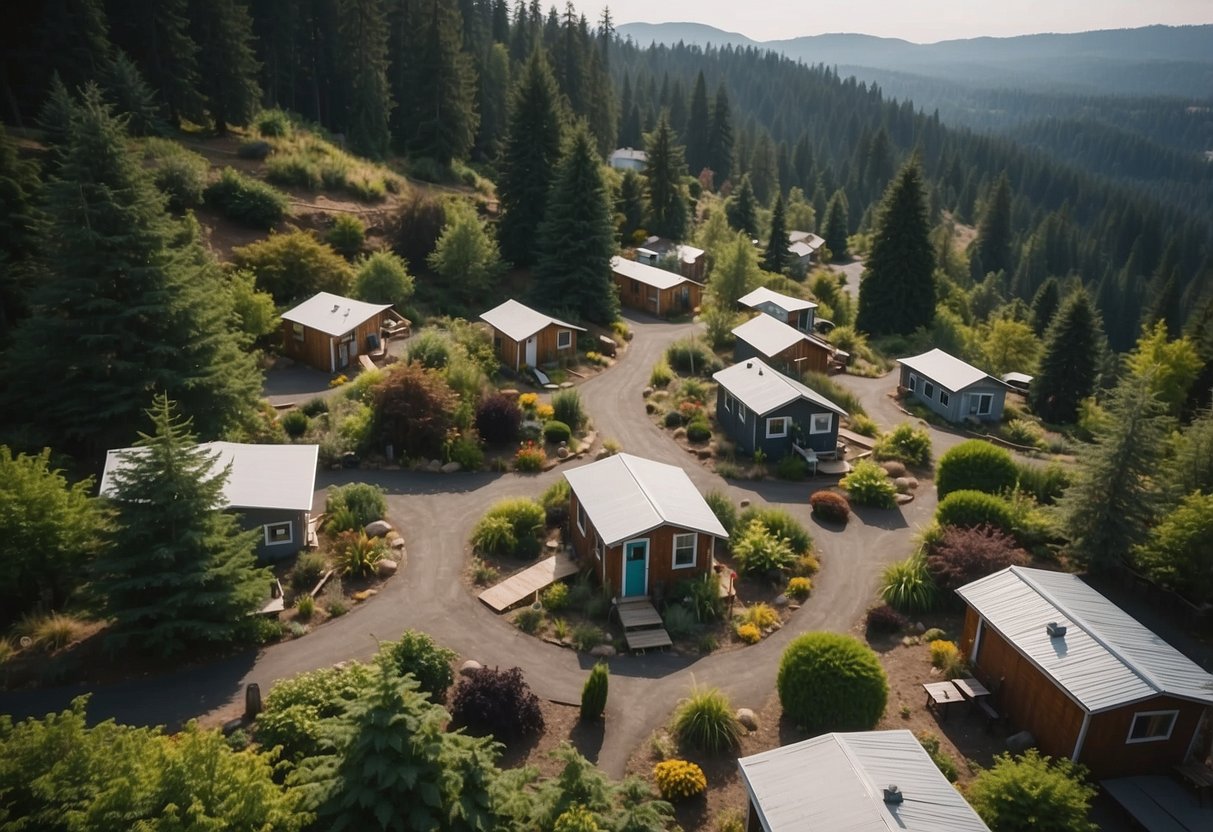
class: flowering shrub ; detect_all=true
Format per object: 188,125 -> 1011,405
786,576 -> 812,600
735,623 -> 761,644
518,392 -> 538,411
929,639 -> 960,669
739,602 -> 779,629
536,403 -> 555,421
678,401 -> 704,421
328,374 -> 349,388
514,441 -> 547,472
652,759 -> 707,801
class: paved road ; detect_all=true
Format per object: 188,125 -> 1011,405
0,311 -> 934,777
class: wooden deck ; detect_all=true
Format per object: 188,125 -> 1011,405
478,555 -> 580,612
616,598 -> 672,651
1103,776 -> 1213,831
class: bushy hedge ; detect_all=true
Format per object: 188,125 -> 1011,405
736,506 -> 812,554
325,483 -> 387,529
936,490 -> 1016,534
841,458 -> 897,508
778,632 -> 888,732
666,338 -> 720,376
142,138 -> 208,210
704,490 -> 738,536
451,666 -> 544,742
685,419 -> 711,442
379,630 -> 457,702
543,420 -> 572,443
872,423 -> 932,467
936,440 -> 1018,499
474,393 -> 521,444
809,490 -> 850,523
203,167 -> 289,229
471,498 -> 545,558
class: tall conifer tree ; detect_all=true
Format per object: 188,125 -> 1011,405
762,193 -> 791,274
725,174 -> 758,237
106,0 -> 205,125
707,82 -> 734,184
643,113 -> 690,240
190,0 -> 262,133
405,1 -> 478,164
1030,277 -> 1061,337
823,189 -> 849,259
1031,289 -> 1101,423
338,0 -> 393,158
975,173 -> 1013,278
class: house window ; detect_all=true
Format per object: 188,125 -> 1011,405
939,389 -> 950,407
923,381 -> 935,399
766,417 -> 790,438
556,329 -> 573,350
341,330 -> 355,345
292,323 -> 305,342
576,502 -> 586,535
907,373 -> 917,392
723,392 -> 734,413
594,534 -> 603,561
673,533 -> 697,568
264,522 -> 293,546
737,403 -> 748,422
970,393 -> 994,416
1126,710 -> 1178,744
810,413 -> 833,434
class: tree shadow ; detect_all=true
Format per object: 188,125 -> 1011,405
851,504 -> 909,531
569,718 -> 604,762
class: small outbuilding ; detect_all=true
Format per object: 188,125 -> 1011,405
788,230 -> 826,268
101,442 -> 319,560
280,292 -> 391,374
611,256 -> 704,317
737,286 -> 818,333
897,348 -> 1009,424
607,147 -> 647,171
738,730 -> 991,832
635,236 -> 708,282
479,299 -> 585,371
713,357 -> 846,460
731,313 -> 834,375
563,453 -> 726,600
958,566 -> 1213,779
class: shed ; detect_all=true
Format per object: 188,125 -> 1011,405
713,358 -> 846,459
896,348 -> 1010,424
737,286 -> 818,333
563,453 -> 726,599
738,730 -> 991,832
787,230 -> 826,268
100,442 -> 319,559
958,566 -> 1213,778
635,236 -> 708,282
731,314 -> 833,375
479,299 -> 585,371
611,256 -> 704,317
280,292 -> 391,374
607,147 -> 647,171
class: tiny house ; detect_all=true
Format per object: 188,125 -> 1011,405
280,292 -> 391,374
731,314 -> 833,376
897,348 -> 1009,424
737,286 -> 818,333
479,299 -> 585,371
713,358 -> 846,459
611,256 -> 704,317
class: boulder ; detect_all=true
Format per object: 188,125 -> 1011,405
912,622 -> 926,634
590,644 -> 617,658
642,386 -> 653,398
739,498 -> 751,508
557,445 -> 570,459
893,477 -> 912,493
441,461 -> 462,474
459,660 -> 482,677
365,520 -> 393,538
772,594 -> 790,607
881,460 -> 907,478
427,459 -> 442,472
894,492 -> 915,505
391,537 -> 406,550
905,476 -> 919,490
736,708 -> 759,731
596,448 -> 612,460
376,558 -> 398,578
1005,731 -> 1036,753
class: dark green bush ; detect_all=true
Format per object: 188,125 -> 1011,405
543,420 -> 572,444
580,662 -> 609,721
257,108 -> 293,137
936,440 -> 1018,499
670,686 -> 743,752
664,410 -> 684,428
776,454 -> 809,480
300,397 -> 329,417
704,490 -> 738,536
778,632 -> 888,732
325,483 -> 387,529
841,459 -> 898,508
407,330 -> 454,369
380,630 -> 457,702
290,550 -> 328,593
685,419 -> 712,442
1016,462 -> 1071,505
552,389 -> 585,430
471,498 -> 545,558
872,423 -> 933,467
936,490 -> 1016,534
666,338 -> 719,376
237,139 -> 272,160
736,506 -> 812,554
325,213 -> 366,259
203,167 -> 288,229
281,410 -> 309,438
142,139 -> 208,210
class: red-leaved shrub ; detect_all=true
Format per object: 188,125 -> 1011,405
810,490 -> 851,524
451,666 -> 545,741
475,393 -> 522,444
865,604 -> 908,634
926,524 -> 1029,594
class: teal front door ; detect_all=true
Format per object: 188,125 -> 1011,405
623,540 -> 648,597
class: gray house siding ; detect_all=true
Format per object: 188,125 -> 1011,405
234,507 -> 310,560
733,339 -> 765,367
751,300 -> 814,333
715,389 -> 840,457
899,367 -> 1006,424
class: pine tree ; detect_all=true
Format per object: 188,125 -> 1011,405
823,189 -> 849,259
190,0 -> 262,133
685,71 -> 711,176
725,174 -> 758,237
38,0 -> 115,93
762,193 -> 791,274
618,72 -> 637,146
749,131 -> 778,206
474,43 -> 511,159
0,125 -> 41,334
707,82 -> 734,184
532,123 -> 618,324
1059,376 -> 1173,571
94,395 -> 269,656
791,134 -> 814,192
616,169 -> 645,241
856,160 -> 935,336
1031,289 -> 1101,424
643,112 -> 690,241
338,0 -> 392,158
2,86 -> 261,460
403,1 -> 478,164
975,173 -> 1013,277
1030,277 -> 1061,337
105,0 -> 206,125
102,51 -> 166,137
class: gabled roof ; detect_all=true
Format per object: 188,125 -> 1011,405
479,299 -> 584,343
641,236 -> 706,264
713,358 -> 847,418
737,286 -> 818,314
610,256 -> 704,291
788,232 -> 825,257
562,453 -> 726,546
280,292 -> 391,338
608,147 -> 647,163
957,566 -> 1213,712
897,348 -> 1006,392
732,314 -> 831,358
738,730 -> 991,832
100,442 -> 319,513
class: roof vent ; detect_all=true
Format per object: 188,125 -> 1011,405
331,305 -> 339,313
883,785 -> 903,805
745,362 -> 753,369
1046,621 -> 1067,638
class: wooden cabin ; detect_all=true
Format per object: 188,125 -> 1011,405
563,453 -> 726,600
957,566 -> 1213,779
737,285 -> 818,333
479,299 -> 585,371
731,314 -> 834,376
611,256 -> 704,317
280,292 -> 391,374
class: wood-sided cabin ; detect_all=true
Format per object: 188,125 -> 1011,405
101,442 -> 319,560
611,256 -> 704,317
897,348 -> 1009,424
958,566 -> 1213,779
737,286 -> 818,333
479,299 -> 585,371
563,453 -> 726,600
731,313 -> 834,376
280,292 -> 391,374
713,358 -> 847,459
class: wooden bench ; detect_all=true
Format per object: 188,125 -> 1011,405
624,628 -> 673,651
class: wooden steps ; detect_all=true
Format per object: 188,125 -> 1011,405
617,598 -> 672,652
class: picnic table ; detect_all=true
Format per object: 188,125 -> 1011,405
953,677 -> 990,700
923,681 -> 965,719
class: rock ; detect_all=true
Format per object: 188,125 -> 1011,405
1005,731 -> 1036,753
912,622 -> 926,634
365,520 -> 393,537
427,459 -> 442,472
893,476 -> 912,493
773,594 -> 790,607
499,389 -> 520,400
788,603 -> 800,611
696,448 -> 713,460
441,461 -> 462,473
642,386 -> 653,398
376,559 -> 398,578
881,460 -> 907,478
391,537 -> 406,550
596,448 -> 612,460
590,644 -> 617,658
459,660 -> 482,677
739,498 -> 751,508
905,476 -> 919,490
736,708 -> 759,731
894,492 -> 915,505
333,661 -> 349,671
557,445 -> 570,459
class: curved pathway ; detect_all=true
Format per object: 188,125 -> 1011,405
0,312 -> 935,777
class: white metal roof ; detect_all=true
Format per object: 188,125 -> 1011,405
100,442 -> 319,513
957,566 -> 1213,712
608,147 -> 647,163
737,286 -> 818,314
610,256 -> 702,291
479,299 -> 584,343
732,314 -> 830,359
897,348 -> 1002,393
280,292 -> 392,338
562,453 -> 726,546
789,230 -> 824,246
1001,372 -> 1034,385
738,730 -> 991,832
713,357 -> 847,417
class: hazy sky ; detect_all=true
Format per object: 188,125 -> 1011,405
583,0 -> 1213,43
